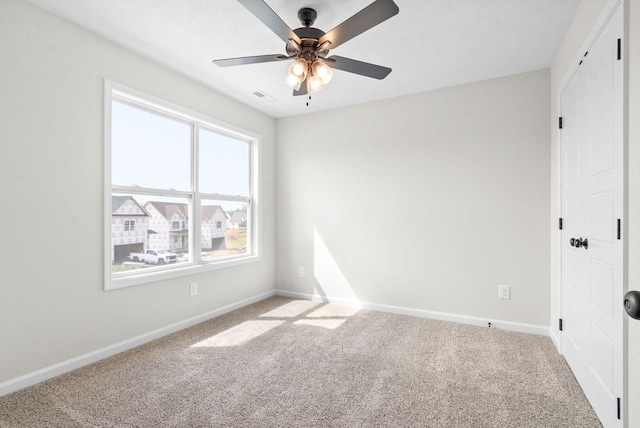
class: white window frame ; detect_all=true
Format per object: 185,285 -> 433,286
104,80 -> 261,290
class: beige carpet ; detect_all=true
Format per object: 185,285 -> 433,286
0,296 -> 601,427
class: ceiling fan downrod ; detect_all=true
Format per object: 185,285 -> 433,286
298,7 -> 317,27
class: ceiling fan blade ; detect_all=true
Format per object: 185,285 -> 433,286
213,54 -> 287,67
293,77 -> 308,96
326,56 -> 392,80
238,0 -> 302,45
318,0 -> 399,50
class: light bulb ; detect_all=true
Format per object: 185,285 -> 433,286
287,58 -> 308,87
307,74 -> 324,93
291,59 -> 307,77
312,61 -> 333,85
287,74 -> 303,89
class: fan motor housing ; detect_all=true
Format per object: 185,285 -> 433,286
286,27 -> 329,57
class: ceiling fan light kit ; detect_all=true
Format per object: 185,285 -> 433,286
213,0 -> 399,97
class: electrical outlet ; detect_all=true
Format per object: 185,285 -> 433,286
498,284 -> 510,300
299,267 -> 305,277
190,282 -> 198,296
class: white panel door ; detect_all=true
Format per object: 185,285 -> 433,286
560,4 -> 624,428
561,58 -> 590,382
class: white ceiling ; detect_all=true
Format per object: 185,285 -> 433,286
25,0 -> 580,118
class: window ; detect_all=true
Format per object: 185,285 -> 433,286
105,81 -> 260,290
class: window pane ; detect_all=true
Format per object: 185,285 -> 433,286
199,128 -> 249,195
112,100 -> 191,190
201,200 -> 248,261
111,193 -> 190,273
107,83 -> 258,289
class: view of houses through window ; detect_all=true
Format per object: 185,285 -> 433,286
111,195 -> 248,272
106,82 -> 256,285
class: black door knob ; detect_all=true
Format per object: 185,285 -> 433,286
573,238 -> 589,249
624,291 -> 640,320
570,238 -> 576,247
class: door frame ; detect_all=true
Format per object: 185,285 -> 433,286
556,0 -> 628,425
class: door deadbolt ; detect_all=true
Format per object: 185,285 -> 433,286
624,291 -> 640,320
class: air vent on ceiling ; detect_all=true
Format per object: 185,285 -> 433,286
250,90 -> 276,103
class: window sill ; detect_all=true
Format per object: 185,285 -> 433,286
105,254 -> 260,291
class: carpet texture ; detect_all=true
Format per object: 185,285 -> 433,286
0,297 -> 602,427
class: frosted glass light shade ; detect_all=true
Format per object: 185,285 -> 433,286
312,61 -> 333,85
307,74 -> 324,93
287,59 -> 308,87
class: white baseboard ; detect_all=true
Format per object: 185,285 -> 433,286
0,290 -> 275,398
275,289 -> 550,336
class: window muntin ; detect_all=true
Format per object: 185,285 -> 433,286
106,81 -> 259,289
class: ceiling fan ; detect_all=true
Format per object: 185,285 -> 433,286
213,0 -> 399,96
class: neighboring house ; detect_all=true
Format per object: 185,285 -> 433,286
111,195 -> 150,263
144,201 -> 189,252
202,205 -> 228,250
228,211 -> 247,229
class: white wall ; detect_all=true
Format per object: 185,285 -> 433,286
0,0 -> 276,385
276,70 -> 550,327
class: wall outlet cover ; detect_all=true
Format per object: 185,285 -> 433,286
499,284 -> 510,300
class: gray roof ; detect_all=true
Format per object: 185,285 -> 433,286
112,195 -> 150,216
202,205 -> 227,221
145,201 -> 188,221
112,195 -> 129,213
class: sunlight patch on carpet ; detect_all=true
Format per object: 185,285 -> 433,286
258,300 -> 321,318
293,319 -> 346,329
307,304 -> 361,318
190,320 -> 284,347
